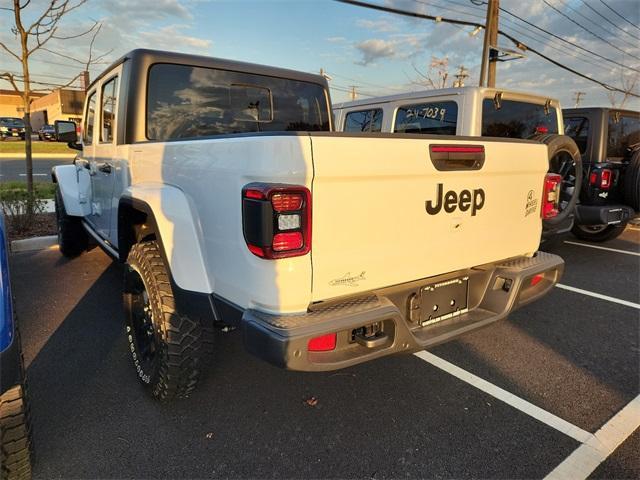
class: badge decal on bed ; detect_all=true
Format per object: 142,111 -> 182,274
525,190 -> 538,217
329,272 -> 366,287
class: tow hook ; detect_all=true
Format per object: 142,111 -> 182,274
352,322 -> 387,348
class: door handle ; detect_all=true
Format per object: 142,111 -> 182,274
98,163 -> 112,174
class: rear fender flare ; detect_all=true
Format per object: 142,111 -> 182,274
118,185 -> 212,294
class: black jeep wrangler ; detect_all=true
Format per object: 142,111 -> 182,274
563,107 -> 640,241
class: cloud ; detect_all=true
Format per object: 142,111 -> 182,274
137,25 -> 212,51
356,18 -> 397,32
355,38 -> 397,65
103,0 -> 192,21
326,36 -> 347,43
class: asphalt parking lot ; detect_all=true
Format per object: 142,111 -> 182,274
10,228 -> 640,479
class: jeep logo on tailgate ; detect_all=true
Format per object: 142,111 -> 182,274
425,183 -> 485,216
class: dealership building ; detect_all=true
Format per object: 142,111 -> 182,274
0,88 -> 84,130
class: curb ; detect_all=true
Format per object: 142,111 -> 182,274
11,235 -> 57,253
0,153 -> 76,159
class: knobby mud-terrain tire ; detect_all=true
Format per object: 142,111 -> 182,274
624,149 -> 640,211
123,241 -> 211,401
571,222 -> 628,242
533,134 -> 583,227
54,186 -> 88,258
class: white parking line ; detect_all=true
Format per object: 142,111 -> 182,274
416,351 -> 640,479
18,173 -> 48,177
544,395 -> 640,480
555,284 -> 640,310
563,240 -> 640,256
413,351 -> 593,443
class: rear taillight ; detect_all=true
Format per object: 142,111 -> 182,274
242,183 -> 311,259
542,173 -> 562,219
589,169 -> 613,190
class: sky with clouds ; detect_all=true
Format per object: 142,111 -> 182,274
1,0 -> 639,110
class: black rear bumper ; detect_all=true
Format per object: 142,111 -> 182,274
241,252 -> 564,372
575,204 -> 635,226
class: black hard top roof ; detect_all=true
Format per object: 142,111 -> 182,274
90,48 -> 328,91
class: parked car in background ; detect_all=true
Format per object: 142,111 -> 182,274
37,124 -> 55,141
333,87 -> 583,243
0,117 -> 26,141
52,49 -> 563,402
563,107 -> 639,241
0,213 -> 33,479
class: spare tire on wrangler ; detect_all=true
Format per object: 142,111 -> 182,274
532,134 -> 583,226
624,149 -> 640,211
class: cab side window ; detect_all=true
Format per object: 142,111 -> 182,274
564,117 -> 589,154
83,90 -> 97,144
344,109 -> 383,132
101,76 -> 118,143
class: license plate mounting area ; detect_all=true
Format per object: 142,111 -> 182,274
418,276 -> 469,327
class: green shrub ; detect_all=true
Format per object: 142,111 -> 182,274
0,186 -> 47,233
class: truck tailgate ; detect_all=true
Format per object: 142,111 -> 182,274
309,134 -> 548,301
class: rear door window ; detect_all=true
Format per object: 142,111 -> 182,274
100,76 -> 118,143
481,99 -> 558,138
344,109 -> 383,132
394,101 -> 457,135
607,113 -> 640,159
564,117 -> 590,154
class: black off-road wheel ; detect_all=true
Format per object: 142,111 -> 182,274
534,134 -> 583,227
571,222 -> 628,242
123,241 -> 209,401
54,186 -> 88,258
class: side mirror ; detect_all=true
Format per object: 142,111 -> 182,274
54,120 -> 77,143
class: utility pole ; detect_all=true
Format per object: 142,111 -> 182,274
349,85 -> 358,101
479,0 -> 499,87
573,91 -> 586,107
453,65 -> 469,88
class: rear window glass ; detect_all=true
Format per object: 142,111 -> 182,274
564,117 -> 590,154
344,109 -> 382,132
481,99 -> 558,138
607,113 -> 640,159
393,101 -> 457,135
146,63 -> 330,141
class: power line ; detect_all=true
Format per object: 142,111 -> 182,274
498,5 -> 640,73
553,0 -> 638,50
579,0 -> 640,42
542,0 -> 640,61
598,0 -> 640,32
335,0 -> 640,98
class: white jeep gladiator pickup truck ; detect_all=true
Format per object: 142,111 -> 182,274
53,50 -> 564,401
334,87 -> 583,240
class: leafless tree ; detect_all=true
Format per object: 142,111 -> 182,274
412,56 -> 451,89
607,67 -> 640,109
0,0 -> 99,207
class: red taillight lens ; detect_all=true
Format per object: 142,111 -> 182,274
542,173 -> 562,219
271,193 -> 304,212
530,274 -> 544,286
272,232 -> 303,251
589,172 -> 598,185
242,183 -> 311,259
600,169 -> 612,189
308,333 -> 337,352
